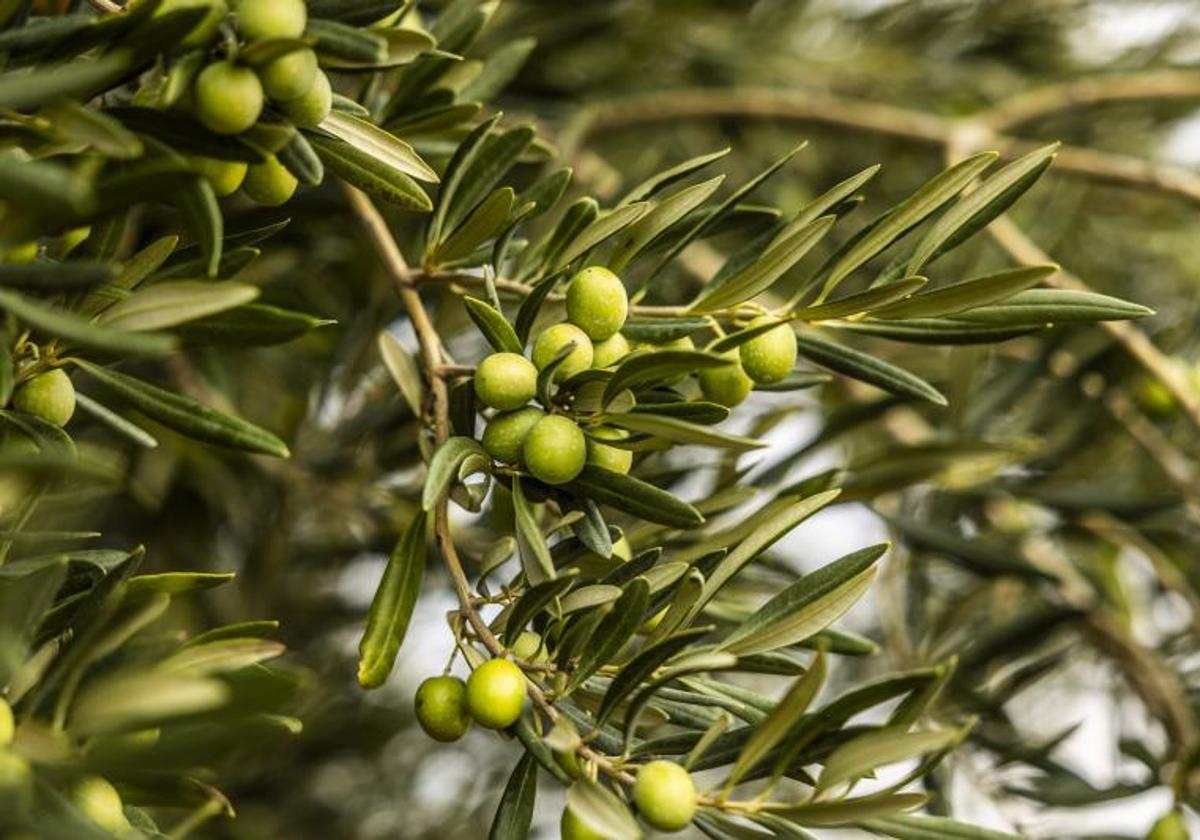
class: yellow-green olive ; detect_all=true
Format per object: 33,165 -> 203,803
475,352 -> 538,411
632,760 -> 696,833
738,315 -> 796,384
566,265 -> 628,340
465,659 -> 526,730
697,350 -> 753,407
280,70 -> 332,129
561,807 -> 607,840
13,369 -> 75,427
532,323 -> 593,382
194,61 -> 263,135
259,47 -> 319,102
235,0 -> 306,40
414,675 -> 472,743
243,155 -> 298,206
72,776 -> 130,836
189,156 -> 248,197
482,406 -> 544,463
522,415 -> 586,485
586,426 -> 632,474
591,332 -> 630,369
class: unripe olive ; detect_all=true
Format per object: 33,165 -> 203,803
73,776 -> 130,836
0,699 -> 13,746
259,47 -> 318,102
532,323 -> 593,382
189,156 -> 247,198
591,332 -> 630,369
482,406 -> 544,464
194,61 -> 263,135
475,352 -> 538,411
154,0 -> 227,48
632,760 -> 696,833
465,658 -> 525,730
1,241 -> 37,263
586,426 -> 632,474
280,70 -> 332,129
509,630 -> 545,661
739,316 -> 796,384
235,0 -> 306,40
698,350 -> 753,407
1148,809 -> 1188,840
414,675 -> 471,743
523,415 -> 586,485
566,265 -> 628,341
13,369 -> 75,427
243,155 -> 298,206
561,807 -> 606,840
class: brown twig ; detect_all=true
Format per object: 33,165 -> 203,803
86,0 -> 124,13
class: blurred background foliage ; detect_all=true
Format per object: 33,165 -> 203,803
8,0 -> 1200,838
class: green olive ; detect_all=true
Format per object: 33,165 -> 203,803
561,807 -> 606,840
154,0 -> 227,48
13,369 -> 75,427
73,776 -> 130,836
522,415 -> 586,485
259,47 -> 318,102
465,658 -> 526,730
566,265 -> 628,340
194,61 -> 263,135
586,426 -> 632,474
739,315 -> 796,384
1147,809 -> 1188,840
0,699 -> 13,746
632,760 -> 697,833
474,352 -> 538,411
698,350 -> 753,407
591,332 -> 630,369
243,155 -> 298,206
414,675 -> 472,743
482,406 -> 544,464
235,0 -> 306,40
532,323 -> 593,382
280,70 -> 332,129
189,156 -> 248,198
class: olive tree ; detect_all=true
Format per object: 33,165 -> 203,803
0,1 -> 1192,838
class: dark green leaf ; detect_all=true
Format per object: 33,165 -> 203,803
794,332 -> 946,405
358,513 -> 428,688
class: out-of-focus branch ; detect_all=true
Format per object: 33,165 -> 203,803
975,69 -> 1200,132
86,0 -> 124,13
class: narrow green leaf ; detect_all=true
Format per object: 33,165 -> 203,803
818,726 -> 963,793
502,570 -> 580,645
603,412 -> 766,452
552,201 -> 651,272
773,792 -> 928,826
463,296 -> 523,354
566,779 -> 641,840
691,215 -> 835,312
462,36 -> 537,103
445,126 -> 536,234
379,331 -> 426,417
319,110 -> 439,183
603,349 -> 732,405
608,176 -> 725,273
953,288 -> 1154,324
437,188 -> 515,264
423,437 -> 490,511
358,513 -> 428,688
871,265 -> 1056,320
794,332 -> 946,405
859,813 -> 1027,839
514,477 -> 556,585
908,143 -> 1059,273
428,114 -> 501,247
832,319 -> 1042,345
311,135 -> 432,211
97,281 -> 259,332
721,545 -> 886,656
566,465 -> 704,530
727,650 -> 827,787
820,152 -> 997,299
595,626 -> 712,729
618,147 -> 730,205
488,752 -> 538,840
0,289 -> 176,356
568,577 -> 651,691
794,277 -> 927,322
177,176 -> 223,278
769,165 -> 882,251
73,359 -> 289,457
175,303 -> 332,347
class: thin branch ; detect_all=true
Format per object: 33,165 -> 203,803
86,0 -> 124,13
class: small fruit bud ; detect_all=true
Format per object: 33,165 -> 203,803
280,70 -> 332,129
465,659 -> 526,730
591,332 -> 630,368
414,676 -> 471,743
482,406 -> 544,463
234,0 -> 306,40
632,760 -> 696,833
243,155 -> 299,206
566,266 -> 628,340
194,61 -> 263,135
698,351 -> 753,407
474,352 -> 538,411
13,369 -> 75,427
259,47 -> 319,102
522,415 -> 586,485
532,323 -> 593,382
586,426 -> 632,474
739,316 -> 796,384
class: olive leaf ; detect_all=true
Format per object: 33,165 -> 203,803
565,779 -> 641,840
422,437 -> 491,511
488,752 -> 538,840
794,332 -> 947,405
0,289 -> 177,356
357,513 -> 428,689
97,281 -> 259,332
513,477 -> 556,584
566,465 -> 704,529
463,295 -> 523,354
567,576 -> 651,692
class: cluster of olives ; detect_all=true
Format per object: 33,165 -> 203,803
476,266 -> 635,486
159,0 -> 332,206
697,313 -> 798,407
